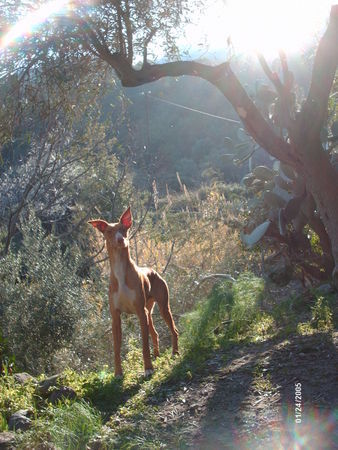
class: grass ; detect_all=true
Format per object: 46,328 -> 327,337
48,401 -> 102,450
1,275 -> 336,448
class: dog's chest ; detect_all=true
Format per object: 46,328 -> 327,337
111,260 -> 137,313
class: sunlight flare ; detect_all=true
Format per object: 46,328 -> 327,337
183,0 -> 335,58
0,0 -> 71,50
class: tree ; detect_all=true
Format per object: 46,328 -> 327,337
1,1 -> 338,287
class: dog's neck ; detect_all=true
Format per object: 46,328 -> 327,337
108,245 -> 134,281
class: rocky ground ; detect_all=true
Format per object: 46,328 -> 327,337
140,331 -> 338,449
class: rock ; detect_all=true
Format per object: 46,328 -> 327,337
316,283 -> 334,295
33,443 -> 57,450
48,386 -> 76,404
0,432 -> 16,449
36,374 -> 62,397
87,439 -> 104,450
13,373 -> 36,385
8,410 -> 32,432
266,255 -> 293,286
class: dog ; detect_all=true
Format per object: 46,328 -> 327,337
89,206 -> 178,376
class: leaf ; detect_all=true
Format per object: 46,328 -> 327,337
331,120 -> 338,137
275,175 -> 291,191
224,137 -> 234,150
273,185 -> 292,202
278,209 -> 286,236
241,174 -> 255,187
283,193 -> 307,222
253,165 -> 275,181
221,153 -> 235,163
236,128 -> 247,142
251,179 -> 266,191
235,142 -> 250,150
320,127 -> 328,144
241,221 -> 271,248
280,163 -> 296,180
273,160 -> 280,171
234,148 -> 256,165
264,191 -> 287,208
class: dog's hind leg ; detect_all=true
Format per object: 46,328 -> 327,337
149,271 -> 179,355
147,298 -> 160,357
158,297 -> 179,355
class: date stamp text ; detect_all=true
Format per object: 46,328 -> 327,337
295,382 -> 302,424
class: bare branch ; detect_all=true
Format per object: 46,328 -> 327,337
91,53 -> 296,166
194,273 -> 236,287
257,52 -> 294,130
304,5 -> 338,133
162,240 -> 175,275
129,195 -> 152,240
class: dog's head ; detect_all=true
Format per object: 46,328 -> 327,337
88,206 -> 132,250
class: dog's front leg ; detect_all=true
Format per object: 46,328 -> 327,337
111,309 -> 123,377
138,307 -> 154,376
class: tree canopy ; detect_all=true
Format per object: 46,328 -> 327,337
1,1 -> 338,287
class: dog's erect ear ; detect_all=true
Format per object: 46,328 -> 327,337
120,206 -> 132,229
88,219 -> 109,233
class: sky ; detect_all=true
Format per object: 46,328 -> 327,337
1,0 -> 336,60
180,0 -> 335,59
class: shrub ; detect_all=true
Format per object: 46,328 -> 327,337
0,375 -> 36,424
181,273 -> 265,352
48,401 -> 102,450
0,212 -> 86,373
310,295 -> 333,331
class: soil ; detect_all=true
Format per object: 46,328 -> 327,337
150,330 -> 338,449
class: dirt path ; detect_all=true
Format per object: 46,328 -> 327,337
152,331 -> 338,449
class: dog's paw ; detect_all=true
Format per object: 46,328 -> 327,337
144,368 -> 154,377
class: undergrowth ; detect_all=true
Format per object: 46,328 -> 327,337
1,275 -> 336,448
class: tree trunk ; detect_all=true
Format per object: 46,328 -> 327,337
303,148 -> 338,288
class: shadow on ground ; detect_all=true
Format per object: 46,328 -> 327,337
191,331 -> 337,449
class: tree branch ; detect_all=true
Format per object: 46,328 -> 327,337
93,53 -> 297,167
162,240 -> 175,275
303,5 -> 338,135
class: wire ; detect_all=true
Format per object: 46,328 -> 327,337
147,94 -> 241,125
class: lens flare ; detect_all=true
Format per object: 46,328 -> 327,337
0,0 -> 70,50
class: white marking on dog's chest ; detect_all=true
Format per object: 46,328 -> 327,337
112,258 -> 136,313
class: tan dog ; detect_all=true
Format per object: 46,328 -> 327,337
89,207 -> 178,376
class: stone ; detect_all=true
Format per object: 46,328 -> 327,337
13,373 -> 36,385
8,411 -> 32,432
87,439 -> 104,450
316,283 -> 334,295
48,386 -> 76,404
265,255 -> 293,286
0,432 -> 16,450
36,374 -> 62,397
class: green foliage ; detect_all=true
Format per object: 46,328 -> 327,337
181,273 -> 264,353
48,401 -> 102,450
248,313 -> 277,342
228,273 -> 265,336
0,328 -> 15,376
0,375 -> 36,425
0,212 -> 86,373
181,281 -> 233,352
310,295 -> 333,331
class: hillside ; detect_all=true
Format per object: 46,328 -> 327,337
1,276 -> 337,449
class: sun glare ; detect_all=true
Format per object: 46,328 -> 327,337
184,0 -> 335,58
0,0 -> 70,50
0,0 -> 335,58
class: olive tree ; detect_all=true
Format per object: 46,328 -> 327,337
1,1 -> 338,287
